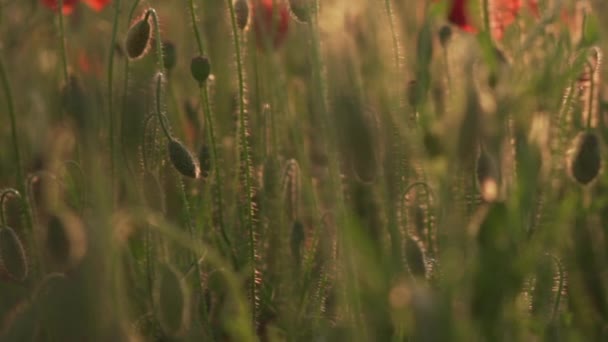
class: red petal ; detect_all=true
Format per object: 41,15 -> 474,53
82,0 -> 111,11
253,0 -> 290,49
41,0 -> 79,15
448,0 -> 478,33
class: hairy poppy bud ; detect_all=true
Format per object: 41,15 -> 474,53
569,132 -> 602,185
168,139 -> 200,179
190,56 -> 211,84
125,13 -> 152,60
234,0 -> 250,30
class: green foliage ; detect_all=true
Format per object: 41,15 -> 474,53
0,0 -> 607,341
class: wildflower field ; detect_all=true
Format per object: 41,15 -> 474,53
1,0 -> 608,340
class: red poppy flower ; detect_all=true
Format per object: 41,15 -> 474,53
490,0 -> 539,40
253,0 -> 289,49
447,0 -> 477,33
42,0 -> 110,15
82,0 -> 111,12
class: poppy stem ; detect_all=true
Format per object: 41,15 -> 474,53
227,0 -> 258,327
145,8 -> 165,75
57,0 -> 69,84
119,0 -> 141,180
481,0 -> 490,34
187,0 -> 234,268
107,0 -> 122,204
0,54 -> 35,273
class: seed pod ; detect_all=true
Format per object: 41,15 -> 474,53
198,144 -> 212,178
569,132 -> 602,185
162,40 -> 177,71
190,56 -> 211,84
234,0 -> 250,30
0,226 -> 28,282
125,13 -> 152,60
168,139 -> 200,179
288,0 -> 311,23
154,263 -> 191,337
43,212 -> 87,272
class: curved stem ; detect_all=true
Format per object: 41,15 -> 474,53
146,9 -> 166,74
0,188 -> 21,226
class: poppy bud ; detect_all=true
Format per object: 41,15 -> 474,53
190,56 -> 211,84
168,139 -> 200,179
234,0 -> 250,30
569,132 -> 601,185
125,13 -> 152,60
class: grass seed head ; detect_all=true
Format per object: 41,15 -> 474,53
0,226 -> 28,282
234,0 -> 250,30
569,131 -> 601,185
168,139 -> 200,179
190,56 -> 211,84
125,12 -> 152,60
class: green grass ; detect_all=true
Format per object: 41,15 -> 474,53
1,0 -> 608,340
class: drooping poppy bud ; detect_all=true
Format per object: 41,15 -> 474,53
168,139 -> 200,179
125,12 -> 152,60
569,131 -> 602,185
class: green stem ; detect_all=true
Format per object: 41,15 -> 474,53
0,188 -> 20,226
108,0 -> 122,201
119,0 -> 141,176
57,0 -> 69,83
201,87 -> 234,260
383,0 -> 400,72
226,0 -> 257,324
0,53 -> 36,280
155,75 -> 172,140
187,0 -> 205,53
481,0 -> 490,34
146,9 -> 165,74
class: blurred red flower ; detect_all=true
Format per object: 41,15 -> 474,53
42,0 -> 110,15
447,0 -> 477,33
490,0 -> 539,40
253,0 -> 289,49
443,0 -> 540,40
